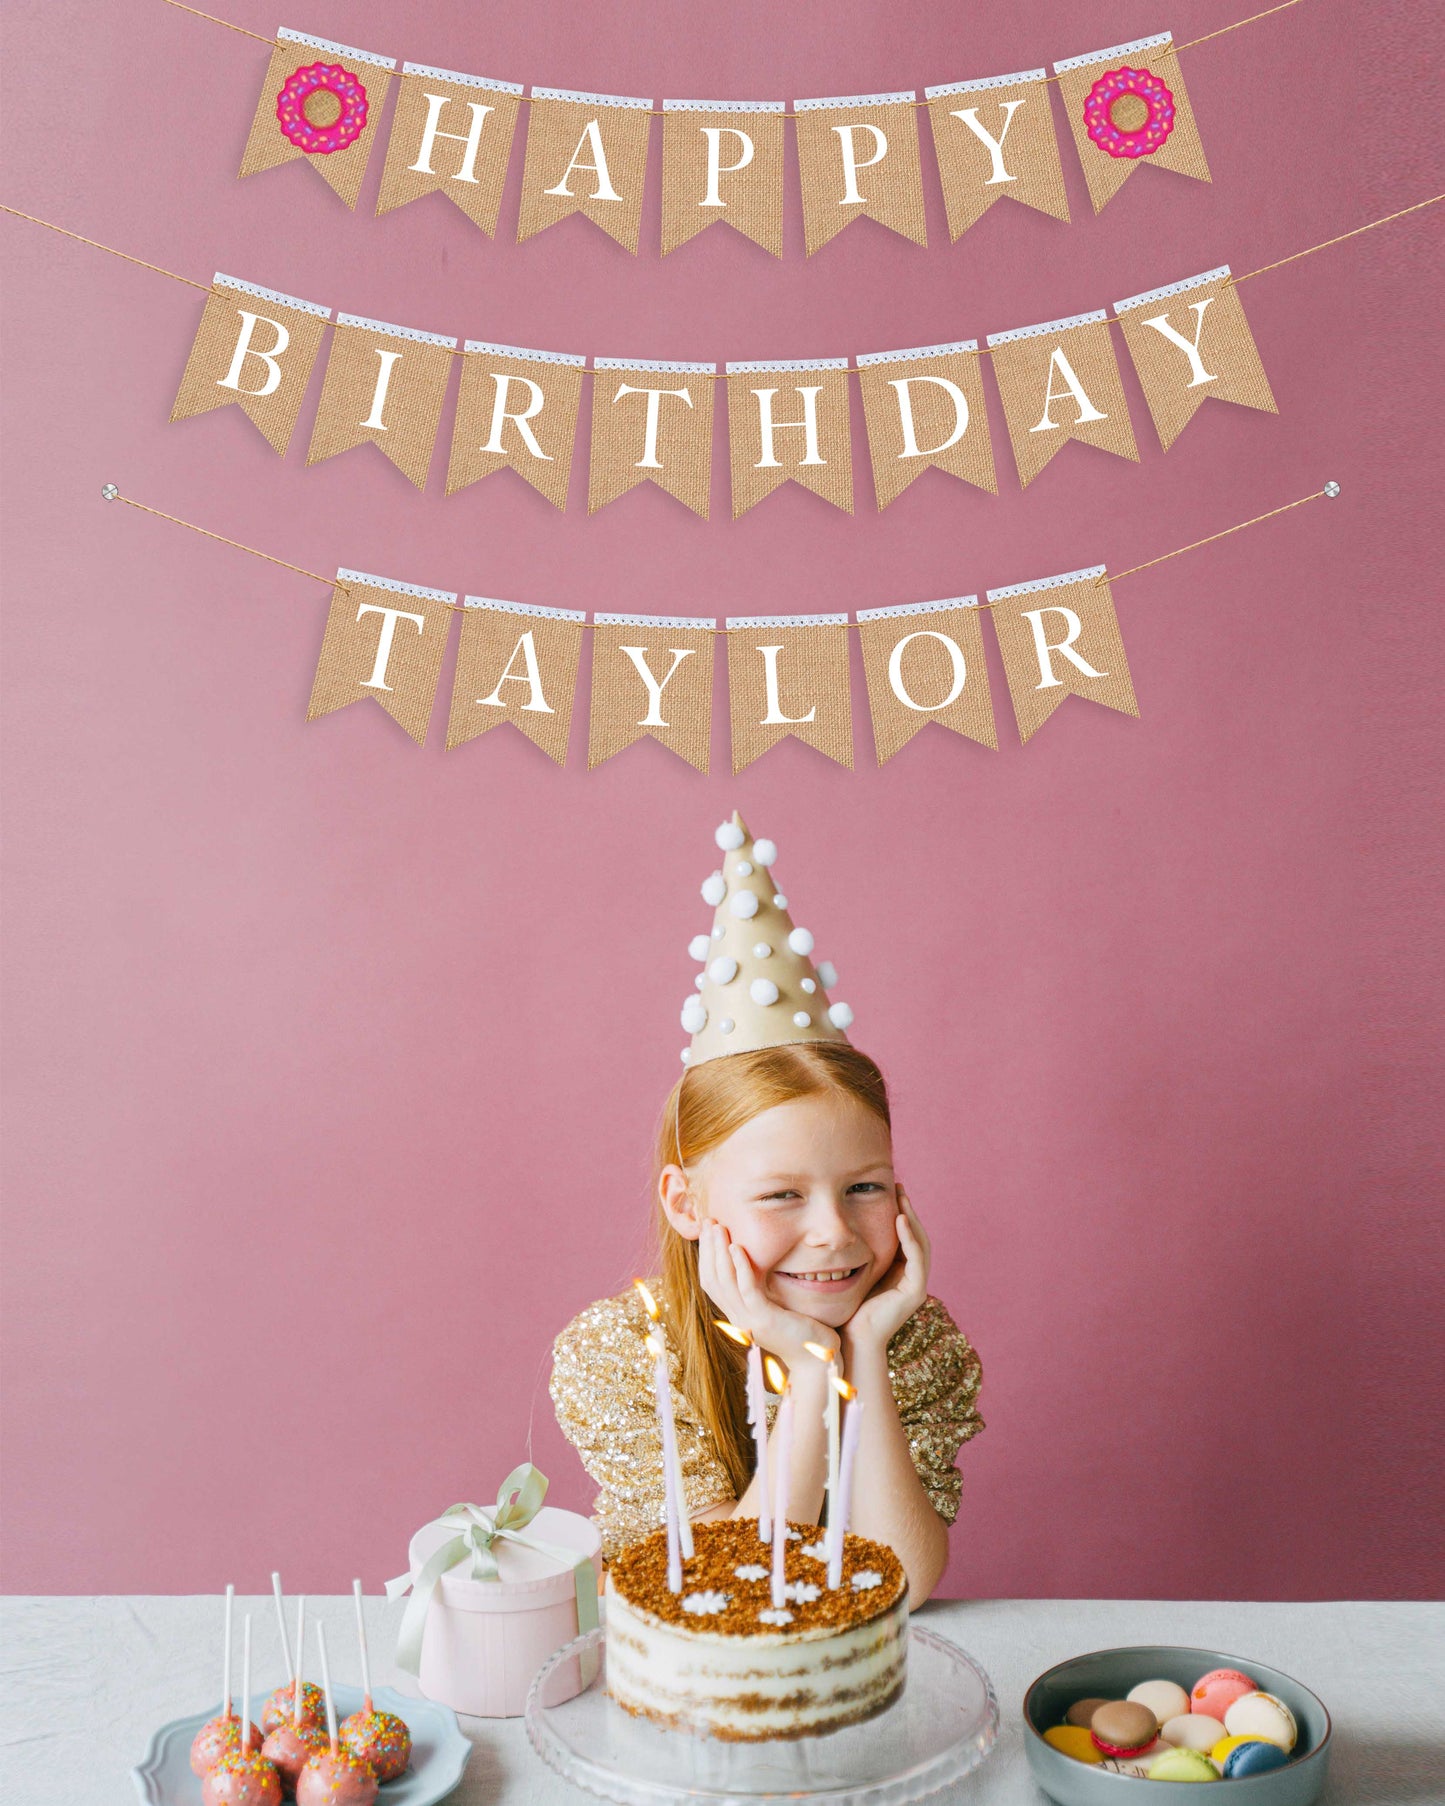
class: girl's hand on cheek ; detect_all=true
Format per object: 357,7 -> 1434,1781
843,1189 -> 931,1356
696,1221 -> 838,1366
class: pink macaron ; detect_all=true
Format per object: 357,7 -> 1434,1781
1190,1668 -> 1258,1721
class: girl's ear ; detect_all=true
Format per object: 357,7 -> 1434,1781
658,1163 -> 703,1241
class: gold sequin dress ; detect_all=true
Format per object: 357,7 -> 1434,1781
550,1283 -> 985,1561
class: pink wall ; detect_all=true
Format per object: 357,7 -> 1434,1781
2,1 -> 1437,1599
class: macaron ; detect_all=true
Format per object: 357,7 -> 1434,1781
1224,1739 -> 1291,1777
1162,1713 -> 1227,1751
1090,1699 -> 1160,1756
1129,1679 -> 1191,1725
1065,1696 -> 1113,1729
1044,1725 -> 1103,1763
1190,1667 -> 1257,1721
1147,1746 -> 1220,1782
1211,1733 -> 1267,1763
1224,1690 -> 1298,1751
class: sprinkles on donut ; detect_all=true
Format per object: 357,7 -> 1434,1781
276,62 -> 369,156
1082,65 -> 1176,159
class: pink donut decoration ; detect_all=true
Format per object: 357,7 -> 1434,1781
276,62 -> 369,156
1082,65 -> 1176,160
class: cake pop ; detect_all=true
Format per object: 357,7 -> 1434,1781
191,1586 -> 264,1775
203,1614 -> 283,1806
262,1572 -> 325,1733
338,1579 -> 411,1782
262,1596 -> 329,1797
296,1621 -> 378,1806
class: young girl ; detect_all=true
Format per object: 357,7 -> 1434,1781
551,817 -> 984,1606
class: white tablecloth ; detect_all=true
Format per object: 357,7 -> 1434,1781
3,1596 -> 1440,1803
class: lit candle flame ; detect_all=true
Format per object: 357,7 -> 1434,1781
830,1374 -> 858,1401
762,1354 -> 788,1393
633,1278 -> 662,1321
803,1341 -> 837,1365
644,1332 -> 664,1360
714,1319 -> 753,1348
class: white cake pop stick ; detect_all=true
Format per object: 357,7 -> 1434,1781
271,1571 -> 294,1697
292,1597 -> 306,1727
241,1614 -> 253,1753
315,1621 -> 339,1755
351,1579 -> 373,1712
222,1584 -> 235,1719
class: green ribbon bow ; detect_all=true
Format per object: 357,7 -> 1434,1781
386,1464 -> 600,1677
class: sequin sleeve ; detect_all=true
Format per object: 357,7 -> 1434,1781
886,1295 -> 985,1525
550,1289 -> 738,1562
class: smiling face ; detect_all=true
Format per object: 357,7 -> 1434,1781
674,1091 -> 901,1328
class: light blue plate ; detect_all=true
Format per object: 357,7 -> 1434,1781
131,1683 -> 471,1804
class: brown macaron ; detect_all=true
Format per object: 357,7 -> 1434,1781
1089,1699 -> 1159,1755
1065,1697 -> 1113,1729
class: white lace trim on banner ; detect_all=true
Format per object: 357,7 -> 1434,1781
277,27 -> 395,69
213,274 -> 330,318
595,612 -> 718,629
857,596 -> 980,620
795,90 -> 916,110
925,70 -> 1046,97
663,98 -> 785,113
987,565 -> 1107,601
857,340 -> 977,366
726,613 -> 849,629
462,596 -> 587,621
1115,267 -> 1231,314
401,63 -> 523,94
1054,33 -> 1173,73
336,314 -> 457,348
531,85 -> 652,109
726,358 -> 849,374
594,357 -> 716,374
463,341 -> 587,366
987,309 -> 1107,346
336,568 -> 455,603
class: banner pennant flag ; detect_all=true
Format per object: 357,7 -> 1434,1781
306,314 -> 456,490
726,359 -> 853,516
518,87 -> 653,252
857,340 -> 997,507
986,565 -> 1138,743
446,597 -> 585,760
986,310 -> 1139,488
1053,33 -> 1210,215
171,274 -> 331,456
307,569 -> 455,744
858,598 -> 998,760
239,28 -> 396,210
588,613 -> 716,770
377,64 -> 523,235
1113,266 -> 1277,450
726,613 -> 853,773
924,69 -> 1070,239
661,100 -> 786,256
588,358 -> 716,517
446,341 -> 585,508
793,92 -> 928,254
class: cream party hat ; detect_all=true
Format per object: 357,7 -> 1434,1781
679,813 -> 854,1067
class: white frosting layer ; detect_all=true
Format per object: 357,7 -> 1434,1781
605,1579 -> 908,1740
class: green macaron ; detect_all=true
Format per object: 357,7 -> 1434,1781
1147,1745 -> 1219,1782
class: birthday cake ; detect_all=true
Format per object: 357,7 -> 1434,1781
605,1519 -> 908,1741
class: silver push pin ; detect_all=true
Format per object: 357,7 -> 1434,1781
101,483 -> 120,501
1323,481 -> 1341,498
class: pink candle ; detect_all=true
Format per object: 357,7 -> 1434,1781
747,1342 -> 771,1544
769,1379 -> 793,1609
827,1380 -> 862,1589
648,1332 -> 684,1593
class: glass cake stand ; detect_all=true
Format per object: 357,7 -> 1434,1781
524,1625 -> 999,1806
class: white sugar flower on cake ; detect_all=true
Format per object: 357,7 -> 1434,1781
757,1607 -> 794,1626
785,1581 -> 822,1604
682,1591 -> 731,1615
733,1564 -> 768,1582
851,1570 -> 884,1591
800,1541 -> 828,1563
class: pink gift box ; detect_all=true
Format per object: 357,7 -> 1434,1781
408,1506 -> 601,1718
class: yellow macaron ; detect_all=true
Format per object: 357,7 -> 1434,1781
1045,1725 -> 1105,1763
1211,1733 -> 1271,1762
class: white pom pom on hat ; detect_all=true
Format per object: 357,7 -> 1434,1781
816,960 -> 838,988
827,1002 -> 854,1029
681,998 -> 708,1033
701,872 -> 726,906
715,821 -> 746,850
729,891 -> 760,919
709,955 -> 738,985
689,934 -> 711,962
787,927 -> 814,956
753,839 -> 778,867
750,978 -> 779,1006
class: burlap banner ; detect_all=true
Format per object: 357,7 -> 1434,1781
661,100 -> 786,257
307,569 -> 455,745
239,28 -> 395,209
377,64 -> 522,234
446,597 -> 585,760
925,69 -> 1070,239
517,88 -> 653,251
1053,33 -> 1210,215
986,566 -> 1138,743
588,613 -> 716,770
986,310 -> 1139,488
1114,266 -> 1276,451
794,92 -> 928,255
171,274 -> 331,456
726,614 -> 853,773
726,360 -> 853,517
306,314 -> 456,489
857,340 -> 997,507
446,342 -> 584,508
857,599 -> 998,760
588,359 -> 716,517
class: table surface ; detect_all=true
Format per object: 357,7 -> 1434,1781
3,1596 -> 1441,1805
